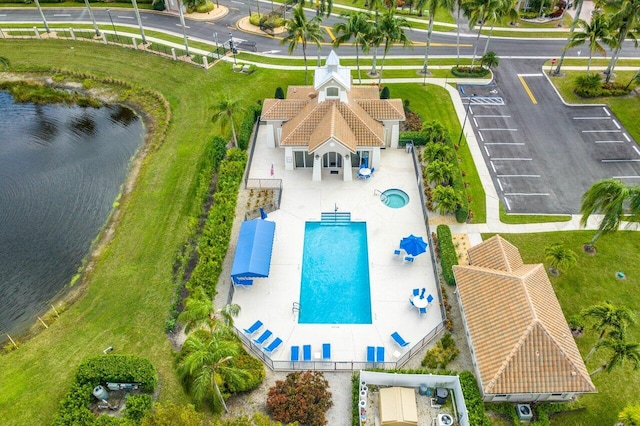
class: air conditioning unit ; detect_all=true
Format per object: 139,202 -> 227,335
437,413 -> 454,426
516,404 -> 533,421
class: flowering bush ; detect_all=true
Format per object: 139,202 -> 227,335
267,371 -> 333,425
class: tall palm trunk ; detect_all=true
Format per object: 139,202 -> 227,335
302,41 -> 309,84
356,45 -> 362,84
378,46 -> 390,85
456,5 -> 461,65
554,0 -> 583,74
586,50 -> 593,75
422,15 -> 435,74
230,116 -> 238,147
482,24 -> 495,55
605,46 -> 621,83
213,373 -> 229,412
370,10 -> 380,75
470,19 -> 486,69
585,329 -> 608,361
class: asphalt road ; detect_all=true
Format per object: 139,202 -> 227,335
462,59 -> 640,214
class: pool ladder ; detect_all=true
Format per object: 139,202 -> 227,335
292,302 -> 301,314
374,189 -> 388,203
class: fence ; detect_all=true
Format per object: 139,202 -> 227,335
0,27 -> 225,69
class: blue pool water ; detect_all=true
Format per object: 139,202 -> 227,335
381,189 -> 409,208
299,222 -> 372,324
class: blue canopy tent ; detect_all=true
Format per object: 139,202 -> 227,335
231,219 -> 276,286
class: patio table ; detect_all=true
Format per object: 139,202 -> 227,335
412,296 -> 428,309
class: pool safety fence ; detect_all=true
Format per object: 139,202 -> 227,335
320,212 -> 351,223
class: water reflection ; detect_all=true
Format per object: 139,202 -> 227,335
0,90 -> 144,337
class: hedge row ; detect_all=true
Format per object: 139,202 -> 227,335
187,149 -> 247,298
437,225 -> 457,286
237,104 -> 261,150
459,371 -> 491,426
398,131 -> 428,146
451,66 -> 490,78
52,355 -> 157,425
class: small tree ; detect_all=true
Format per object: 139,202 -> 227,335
480,51 -> 499,74
125,394 -> 153,424
423,142 -> 454,163
582,301 -> 636,361
380,86 -> 390,99
618,405 -> 640,426
267,371 -> 333,425
141,403 -> 204,426
590,335 -> 640,376
274,87 -> 285,99
426,160 -> 456,186
544,243 -> 577,276
432,185 -> 460,215
422,120 -> 449,143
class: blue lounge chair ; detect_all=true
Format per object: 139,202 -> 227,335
322,343 -> 331,360
376,346 -> 385,362
412,288 -> 420,296
253,329 -> 272,345
303,344 -> 312,361
290,346 -> 300,361
404,256 -> 414,264
419,307 -> 427,315
366,346 -> 375,363
391,332 -> 410,348
264,337 -> 282,354
243,320 -> 263,335
426,294 -> 434,305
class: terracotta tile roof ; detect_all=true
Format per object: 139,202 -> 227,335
261,99 -> 310,121
356,99 -> 406,121
453,235 -> 596,396
287,86 -> 318,100
308,103 -> 357,152
350,86 -> 380,99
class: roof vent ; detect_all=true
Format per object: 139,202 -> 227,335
308,93 -> 316,99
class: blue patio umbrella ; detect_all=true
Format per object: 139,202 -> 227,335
400,235 -> 428,257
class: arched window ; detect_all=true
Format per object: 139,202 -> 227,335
326,87 -> 339,97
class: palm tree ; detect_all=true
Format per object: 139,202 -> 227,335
421,0 -> 455,76
553,0 -> 586,74
480,50 -> 499,71
178,288 -> 241,333
426,160 -> 456,185
281,4 -> 324,85
177,327 -> 251,412
563,12 -> 615,75
481,0 -> 518,56
463,0 -> 502,69
364,0 -> 388,76
582,301 -> 636,361
333,12 -> 373,84
604,0 -> 640,83
423,142 -> 454,162
590,335 -> 640,376
377,5 -> 412,85
579,179 -> 632,250
212,93 -> 243,147
544,243 -> 577,275
432,185 -> 461,214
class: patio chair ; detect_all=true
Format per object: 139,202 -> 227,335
357,170 -> 366,179
322,343 -> 331,360
376,346 -> 385,362
370,167 -> 375,176
264,337 -> 283,354
404,256 -> 414,264
412,288 -> 420,296
394,249 -> 402,256
409,297 -> 415,306
243,320 -> 263,335
253,329 -> 272,345
290,346 -> 300,361
426,294 -> 434,305
420,288 -> 426,299
366,346 -> 375,363
303,344 -> 312,361
419,307 -> 427,315
391,331 -> 410,348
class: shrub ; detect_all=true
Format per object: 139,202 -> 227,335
267,371 -> 333,425
141,403 -> 205,426
125,394 -> 153,424
574,74 -> 630,97
421,333 -> 459,369
195,0 -> 214,13
223,348 -> 266,393
237,104 -> 262,150
152,0 -> 165,11
459,371 -> 491,426
274,87 -> 285,99
422,120 -> 449,144
451,66 -> 489,78
437,225 -> 458,286
380,86 -> 390,99
575,73 -> 601,90
249,13 -> 262,26
399,131 -> 428,146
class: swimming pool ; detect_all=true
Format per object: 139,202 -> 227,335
299,221 -> 372,324
381,189 -> 409,208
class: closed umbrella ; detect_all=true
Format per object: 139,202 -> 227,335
400,235 -> 428,257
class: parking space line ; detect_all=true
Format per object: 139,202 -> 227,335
582,130 -> 621,133
504,198 -> 511,210
613,120 -> 621,129
475,115 -> 511,118
484,146 -> 490,156
473,118 -> 478,127
572,117 -> 610,120
490,161 -> 496,172
497,174 -> 540,177
633,146 -> 640,156
478,132 -> 484,142
595,140 -> 624,144
497,179 -> 504,191
484,142 -> 525,145
623,133 -> 631,142
479,128 -> 518,131
603,107 -> 611,116
505,193 -> 550,196
492,158 -> 532,161
518,75 -> 538,104
602,159 -> 640,163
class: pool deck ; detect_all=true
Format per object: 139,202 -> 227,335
232,125 -> 443,365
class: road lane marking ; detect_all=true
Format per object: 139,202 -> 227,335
582,130 -> 621,133
633,146 -> 640,156
623,133 -> 631,142
475,115 -> 511,118
497,179 -> 504,191
572,117 -> 610,120
484,142 -> 525,145
54,14 -> 71,16
478,131 -> 484,142
322,26 -> 335,41
176,24 -> 191,28
478,128 -> 517,131
595,140 -> 624,144
518,75 -> 538,104
484,146 -> 490,156
601,159 -> 640,163
118,16 -> 134,19
603,107 -> 610,116
518,73 -> 544,77
492,158 -> 532,161
497,174 -> 540,177
505,193 -> 550,196
490,161 -> 496,173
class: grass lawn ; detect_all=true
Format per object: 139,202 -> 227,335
499,203 -> 572,224
0,39 -> 301,425
391,84 -> 486,223
482,231 -> 640,426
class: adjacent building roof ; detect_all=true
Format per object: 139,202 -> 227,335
453,235 -> 596,396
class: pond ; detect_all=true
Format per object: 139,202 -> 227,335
0,90 -> 144,337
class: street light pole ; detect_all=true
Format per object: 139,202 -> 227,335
228,32 -> 237,66
177,0 -> 190,57
106,9 -> 118,43
457,93 -> 476,146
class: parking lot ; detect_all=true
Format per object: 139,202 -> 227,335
460,64 -> 640,214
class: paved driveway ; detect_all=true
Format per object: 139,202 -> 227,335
461,59 -> 640,214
